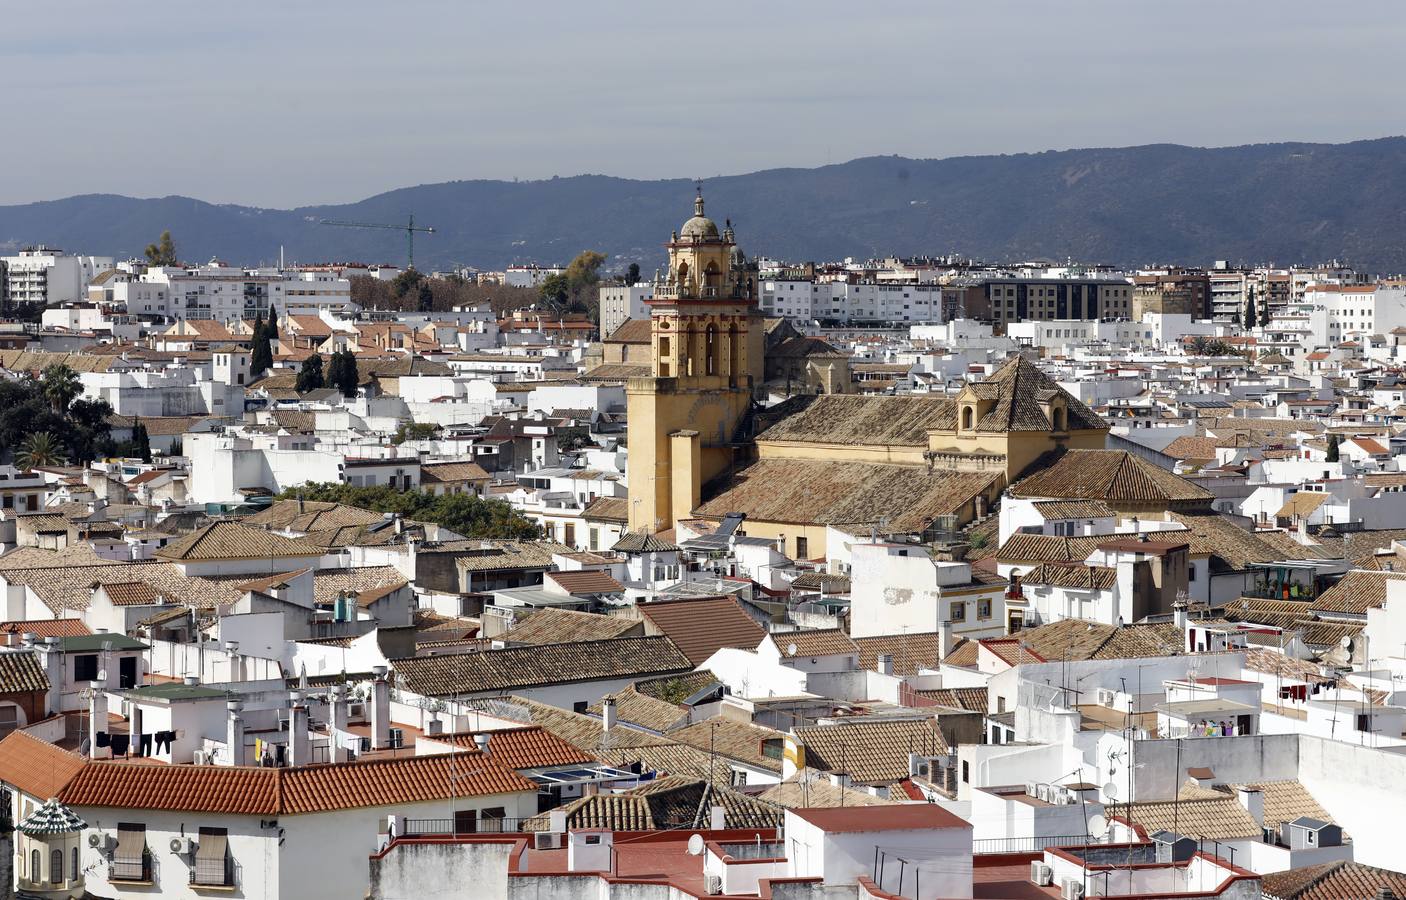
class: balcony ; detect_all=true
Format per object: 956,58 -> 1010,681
109,851 -> 154,884
191,857 -> 239,890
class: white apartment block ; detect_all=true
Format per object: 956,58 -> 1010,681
598,284 -> 654,337
133,265 -> 353,321
2,247 -> 114,306
759,279 -> 945,324
1300,283 -> 1406,346
504,264 -> 565,288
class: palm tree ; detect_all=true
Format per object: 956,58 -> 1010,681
15,432 -> 66,470
40,363 -> 81,413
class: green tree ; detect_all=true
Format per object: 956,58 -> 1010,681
1326,433 -> 1341,463
329,349 -> 360,398
144,230 -> 178,266
132,419 -> 152,463
417,281 -> 434,313
168,436 -> 184,456
565,250 -> 607,288
625,262 -> 641,285
391,269 -> 425,299
65,398 -> 114,464
274,482 -> 541,540
391,422 -> 440,445
296,354 -> 325,392
16,432 -> 65,470
250,313 -> 273,377
538,273 -> 571,314
40,363 -> 81,414
1244,287 -> 1258,330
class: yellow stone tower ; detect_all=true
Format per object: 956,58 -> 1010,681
626,190 -> 762,532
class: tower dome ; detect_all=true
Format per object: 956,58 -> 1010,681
678,189 -> 720,241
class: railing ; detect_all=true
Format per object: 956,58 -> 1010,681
191,856 -> 238,888
110,851 -> 154,883
972,834 -> 1092,855
400,817 -> 532,836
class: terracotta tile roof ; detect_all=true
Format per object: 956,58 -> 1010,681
589,688 -> 688,733
640,597 -> 766,665
794,718 -> 948,786
58,750 -> 534,815
522,776 -> 781,832
0,546 -> 116,571
775,628 -> 858,659
243,500 -> 387,533
1277,491 -> 1330,520
632,670 -> 721,704
1170,513 -> 1322,570
604,319 -> 652,344
996,532 -> 1106,564
0,561 -> 248,615
499,608 -> 641,645
0,619 -> 90,639
942,638 -> 979,668
582,496 -> 629,523
670,718 -> 786,774
759,777 -> 899,809
311,567 -> 409,608
101,582 -> 161,606
1261,861 -> 1406,900
1125,795 -> 1260,839
1021,562 -> 1118,591
1311,569 -> 1403,615
155,521 -> 321,562
1029,499 -> 1117,520
454,540 -> 568,573
855,633 -> 944,676
913,687 -> 989,712
498,696 -> 675,756
966,355 -> 1108,433
0,732 -> 88,799
611,531 -> 681,553
432,725 -> 596,769
757,394 -> 958,447
697,459 -> 999,534
420,461 -> 492,484
1241,648 -> 1335,683
992,618 -> 1183,663
1162,435 -> 1220,461
391,636 -> 693,697
544,569 -> 625,595
1010,450 -> 1214,507
0,651 -> 50,693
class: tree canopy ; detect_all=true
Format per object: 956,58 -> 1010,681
296,354 -> 325,392
327,348 -> 360,398
0,375 -> 113,466
250,313 -> 273,377
144,230 -> 178,266
276,482 -> 542,540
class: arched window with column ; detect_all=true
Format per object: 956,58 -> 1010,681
705,323 -> 718,376
728,323 -> 741,376
1053,407 -> 1066,432
962,406 -> 974,430
51,848 -> 63,885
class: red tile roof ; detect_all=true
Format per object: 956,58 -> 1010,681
0,731 -> 88,799
640,596 -> 766,665
545,570 -> 625,595
433,726 -> 596,770
1,619 -> 91,639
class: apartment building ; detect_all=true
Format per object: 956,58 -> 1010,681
2,247 -> 114,307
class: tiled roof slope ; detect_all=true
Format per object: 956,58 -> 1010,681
696,459 -> 997,533
0,731 -> 88,799
794,718 -> 947,785
756,394 -> 959,447
1310,569 -> 1403,615
391,636 -> 693,697
967,355 -> 1107,432
156,520 -> 321,561
57,750 -> 535,815
1260,861 -> 1406,900
0,651 -> 50,693
1010,450 -> 1214,505
499,608 -> 641,645
855,633 -> 945,676
522,776 -> 781,832
243,500 -> 386,532
671,718 -> 786,773
640,597 -> 766,664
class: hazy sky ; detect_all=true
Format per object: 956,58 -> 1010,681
4,1 -> 1404,208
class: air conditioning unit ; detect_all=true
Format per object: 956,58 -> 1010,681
1056,789 -> 1076,805
88,831 -> 114,851
1025,781 -> 1040,797
533,832 -> 562,850
1037,784 -> 1052,803
705,874 -> 723,895
1096,688 -> 1116,706
1030,862 -> 1054,886
1061,877 -> 1085,900
193,750 -> 212,765
170,836 -> 193,856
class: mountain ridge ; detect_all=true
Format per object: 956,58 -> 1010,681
4,136 -> 1405,273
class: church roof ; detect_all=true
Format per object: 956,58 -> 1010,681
756,394 -> 956,447
1010,449 -> 1215,506
678,192 -> 721,241
967,355 -> 1107,432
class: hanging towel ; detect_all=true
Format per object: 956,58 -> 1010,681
111,734 -> 130,756
95,731 -> 110,749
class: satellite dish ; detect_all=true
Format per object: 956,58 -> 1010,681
1102,781 -> 1119,800
97,670 -> 108,683
1088,814 -> 1109,839
687,834 -> 705,856
787,643 -> 798,657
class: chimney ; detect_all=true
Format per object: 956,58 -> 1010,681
829,772 -> 852,789
88,689 -> 109,759
939,619 -> 955,661
20,632 -> 36,649
602,697 -> 617,733
288,697 -> 311,767
1173,600 -> 1189,630
331,683 -> 349,733
371,666 -> 391,750
877,653 -> 894,676
709,805 -> 726,830
474,733 -> 491,756
226,640 -> 242,682
226,700 -> 245,766
1237,787 -> 1264,828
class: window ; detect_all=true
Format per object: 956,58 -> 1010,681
794,536 -> 809,560
194,827 -> 230,885
71,847 -> 78,885
480,807 -> 507,833
74,654 -> 99,683
112,823 -> 148,881
31,849 -> 39,883
0,705 -> 17,737
950,601 -> 968,622
977,599 -> 992,620
962,760 -> 970,783
589,528 -> 599,551
1188,566 -> 1197,582
573,701 -> 588,714
453,809 -> 477,834
564,523 -> 575,546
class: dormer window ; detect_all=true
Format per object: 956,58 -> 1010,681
962,405 -> 975,430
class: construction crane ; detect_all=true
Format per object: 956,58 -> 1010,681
319,214 -> 435,270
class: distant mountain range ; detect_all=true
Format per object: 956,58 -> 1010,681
3,137 -> 1406,274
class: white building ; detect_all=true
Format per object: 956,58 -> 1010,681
2,247 -> 114,306
598,284 -> 653,338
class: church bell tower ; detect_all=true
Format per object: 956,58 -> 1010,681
626,190 -> 761,532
